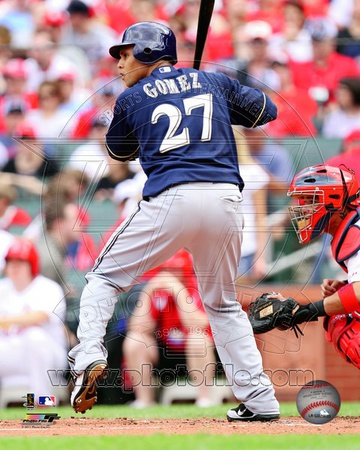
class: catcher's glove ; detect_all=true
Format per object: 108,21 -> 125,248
248,293 -> 320,336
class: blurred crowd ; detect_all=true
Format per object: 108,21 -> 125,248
1,0 -> 360,406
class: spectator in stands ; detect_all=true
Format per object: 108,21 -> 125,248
337,0 -> 360,61
0,0 -> 35,50
0,237 -> 68,401
171,0 -> 233,63
39,9 -> 67,45
321,77 -> 360,138
270,0 -> 313,63
2,58 -> 29,98
326,129 -> 360,182
244,0 -> 284,33
56,72 -> 90,115
95,159 -> 134,202
24,168 -> 91,241
290,17 -> 359,106
0,100 -> 27,158
224,0 -> 249,37
25,80 -> 71,138
30,196 -> 68,291
0,58 -> 35,118
234,20 -> 280,91
233,127 -> 270,281
213,20 -> 280,90
47,168 -> 90,208
3,123 -> 59,180
60,0 -> 117,77
125,0 -> 168,24
24,29 -> 85,93
123,249 -> 217,408
32,195 -> 96,295
267,55 -> 318,137
98,177 -> 143,250
0,182 -> 31,231
62,201 -> 97,273
243,126 -> 294,197
70,80 -> 118,139
24,168 -> 96,280
104,0 -> 168,36
68,116 -> 131,199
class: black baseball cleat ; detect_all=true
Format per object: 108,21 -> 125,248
71,360 -> 108,414
227,403 -> 280,422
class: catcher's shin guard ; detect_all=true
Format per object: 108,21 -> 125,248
324,312 -> 360,369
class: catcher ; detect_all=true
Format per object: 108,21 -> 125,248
249,164 -> 360,369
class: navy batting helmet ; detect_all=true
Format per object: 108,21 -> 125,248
109,21 -> 177,64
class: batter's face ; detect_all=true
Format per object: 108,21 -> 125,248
117,46 -> 150,88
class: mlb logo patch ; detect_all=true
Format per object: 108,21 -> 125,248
38,396 -> 56,407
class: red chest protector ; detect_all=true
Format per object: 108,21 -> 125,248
331,208 -> 360,273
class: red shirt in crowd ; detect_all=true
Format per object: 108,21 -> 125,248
268,87 -> 318,137
290,52 -> 359,103
142,249 -> 212,350
326,149 -> 360,184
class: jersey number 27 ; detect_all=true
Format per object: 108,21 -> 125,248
151,93 -> 213,153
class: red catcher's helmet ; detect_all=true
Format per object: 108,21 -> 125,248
5,238 -> 40,277
287,165 -> 360,244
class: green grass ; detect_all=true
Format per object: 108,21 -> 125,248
1,435 -> 360,450
1,403 -> 360,450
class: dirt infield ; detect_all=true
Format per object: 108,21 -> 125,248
1,416 -> 360,436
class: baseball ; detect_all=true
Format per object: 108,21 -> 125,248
296,380 -> 341,424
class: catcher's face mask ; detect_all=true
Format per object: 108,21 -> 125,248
287,164 -> 360,244
288,190 -> 329,243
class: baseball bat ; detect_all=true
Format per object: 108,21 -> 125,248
193,0 -> 215,70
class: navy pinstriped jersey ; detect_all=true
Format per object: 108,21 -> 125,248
106,66 -> 277,197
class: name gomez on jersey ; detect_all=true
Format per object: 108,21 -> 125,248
106,66 -> 277,197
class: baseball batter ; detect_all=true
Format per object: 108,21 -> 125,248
68,21 -> 280,421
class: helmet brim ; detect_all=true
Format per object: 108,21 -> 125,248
109,42 -> 135,60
